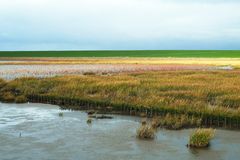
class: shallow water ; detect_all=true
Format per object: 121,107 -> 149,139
0,103 -> 239,160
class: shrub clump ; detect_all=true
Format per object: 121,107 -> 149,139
0,79 -> 6,89
189,128 -> 215,148
136,122 -> 155,140
15,95 -> 27,103
1,92 -> 15,103
83,72 -> 96,76
151,114 -> 202,130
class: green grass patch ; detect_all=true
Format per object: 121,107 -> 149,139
1,50 -> 240,58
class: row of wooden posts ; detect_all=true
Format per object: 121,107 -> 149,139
27,94 -> 240,129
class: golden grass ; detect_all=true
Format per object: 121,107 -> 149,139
1,57 -> 240,67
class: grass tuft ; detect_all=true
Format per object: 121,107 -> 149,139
189,128 -> 215,148
137,122 -> 155,140
58,112 -> 64,117
87,118 -> 92,124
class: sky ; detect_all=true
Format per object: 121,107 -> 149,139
0,0 -> 240,50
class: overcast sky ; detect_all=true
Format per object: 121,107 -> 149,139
0,0 -> 240,50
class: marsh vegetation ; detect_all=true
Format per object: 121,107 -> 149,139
1,70 -> 240,128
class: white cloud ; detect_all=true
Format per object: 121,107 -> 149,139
0,0 -> 240,50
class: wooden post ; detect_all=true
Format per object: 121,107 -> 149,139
230,118 -> 232,129
224,117 -> 227,128
238,118 -> 239,129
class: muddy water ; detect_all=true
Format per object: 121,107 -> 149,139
0,103 -> 239,160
